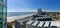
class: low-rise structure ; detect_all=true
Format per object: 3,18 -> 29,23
14,8 -> 60,28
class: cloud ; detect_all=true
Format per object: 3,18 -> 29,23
7,8 -> 37,12
42,8 -> 60,12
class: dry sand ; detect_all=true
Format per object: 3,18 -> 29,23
7,14 -> 35,22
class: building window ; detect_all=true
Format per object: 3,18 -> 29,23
0,6 -> 3,20
0,0 -> 7,28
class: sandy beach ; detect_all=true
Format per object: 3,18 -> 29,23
7,14 -> 35,22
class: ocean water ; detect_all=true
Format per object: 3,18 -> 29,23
7,12 -> 36,17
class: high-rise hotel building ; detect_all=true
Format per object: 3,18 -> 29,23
0,0 -> 7,28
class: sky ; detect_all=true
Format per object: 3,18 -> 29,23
7,0 -> 60,12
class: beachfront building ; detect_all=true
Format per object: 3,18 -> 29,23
38,8 -> 42,14
14,8 -> 60,28
32,8 -> 52,21
0,0 -> 7,28
15,19 -> 60,28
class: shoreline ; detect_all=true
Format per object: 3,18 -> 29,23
7,14 -> 36,22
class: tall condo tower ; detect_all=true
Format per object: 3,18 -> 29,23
38,8 -> 42,15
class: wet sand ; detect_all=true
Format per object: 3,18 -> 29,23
7,14 -> 35,22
